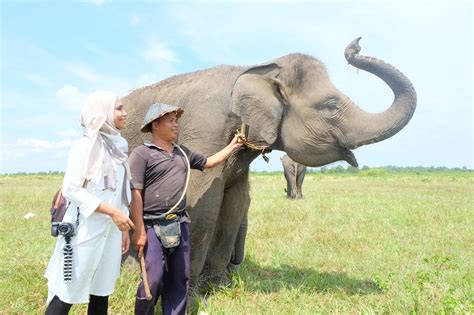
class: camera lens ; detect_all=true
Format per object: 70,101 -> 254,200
59,224 -> 70,233
58,223 -> 74,237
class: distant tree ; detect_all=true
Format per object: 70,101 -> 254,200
347,166 -> 359,173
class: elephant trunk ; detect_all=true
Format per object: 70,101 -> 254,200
342,37 -> 417,149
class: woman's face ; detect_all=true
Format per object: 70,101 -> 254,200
114,98 -> 127,130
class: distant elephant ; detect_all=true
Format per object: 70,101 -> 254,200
122,38 -> 417,290
281,154 -> 307,199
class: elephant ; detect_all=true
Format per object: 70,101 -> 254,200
122,37 -> 417,290
281,154 -> 307,199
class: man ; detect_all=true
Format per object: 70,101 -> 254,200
129,102 -> 243,315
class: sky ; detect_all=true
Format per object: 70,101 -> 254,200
1,0 -> 472,174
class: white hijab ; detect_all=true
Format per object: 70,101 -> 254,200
80,91 -> 131,192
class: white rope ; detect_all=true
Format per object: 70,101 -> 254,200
163,144 -> 191,220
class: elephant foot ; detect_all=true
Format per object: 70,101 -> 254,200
226,262 -> 241,273
200,266 -> 233,291
186,286 -> 208,315
205,272 -> 232,288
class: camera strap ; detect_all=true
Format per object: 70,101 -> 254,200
59,168 -> 91,282
63,236 -> 73,283
61,208 -> 79,283
73,207 -> 79,226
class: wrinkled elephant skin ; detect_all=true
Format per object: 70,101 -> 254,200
122,38 -> 417,289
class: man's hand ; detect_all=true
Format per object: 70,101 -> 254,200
231,134 -> 245,151
235,131 -> 247,145
205,135 -> 245,169
134,228 -> 148,257
122,231 -> 130,255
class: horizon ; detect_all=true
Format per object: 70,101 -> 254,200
2,164 -> 472,176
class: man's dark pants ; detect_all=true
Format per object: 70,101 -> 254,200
135,222 -> 190,315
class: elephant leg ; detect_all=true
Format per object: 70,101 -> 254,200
283,169 -> 293,198
203,173 -> 250,286
296,167 -> 306,199
186,175 -> 225,290
230,211 -> 248,268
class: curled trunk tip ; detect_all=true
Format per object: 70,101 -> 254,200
344,37 -> 363,62
341,37 -> 417,148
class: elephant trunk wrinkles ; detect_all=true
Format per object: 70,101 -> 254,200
343,37 -> 417,149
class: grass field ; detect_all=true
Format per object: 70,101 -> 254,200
0,171 -> 473,314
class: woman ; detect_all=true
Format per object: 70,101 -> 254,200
45,91 -> 135,314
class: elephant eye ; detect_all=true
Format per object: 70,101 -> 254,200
324,97 -> 339,109
313,97 -> 339,111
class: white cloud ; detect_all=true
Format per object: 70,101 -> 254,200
25,73 -> 52,88
64,65 -> 102,83
17,138 -> 72,152
56,85 -> 88,111
84,0 -> 104,5
56,128 -> 82,138
1,138 -> 72,173
142,39 -> 178,63
131,14 -> 140,26
135,73 -> 160,87
3,138 -> 72,160
83,43 -> 108,56
61,64 -> 141,95
169,5 -> 239,63
167,4 -> 345,65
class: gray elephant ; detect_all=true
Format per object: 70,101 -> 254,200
122,38 -> 417,289
281,154 -> 307,199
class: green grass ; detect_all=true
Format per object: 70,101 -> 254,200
1,172 -> 473,314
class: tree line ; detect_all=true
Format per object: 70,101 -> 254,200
313,165 -> 472,174
1,166 -> 472,176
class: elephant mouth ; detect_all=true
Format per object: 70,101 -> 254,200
341,147 -> 358,167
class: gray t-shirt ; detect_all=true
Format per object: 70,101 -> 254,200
129,142 -> 207,215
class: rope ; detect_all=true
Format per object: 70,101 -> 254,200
162,145 -> 191,220
235,123 -> 270,163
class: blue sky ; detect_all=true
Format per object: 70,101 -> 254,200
1,0 -> 472,173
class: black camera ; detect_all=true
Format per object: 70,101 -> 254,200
51,222 -> 76,238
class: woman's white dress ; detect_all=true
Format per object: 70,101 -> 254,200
44,137 -> 129,304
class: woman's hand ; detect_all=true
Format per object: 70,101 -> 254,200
96,202 -> 135,231
133,228 -> 148,258
122,231 -> 130,255
111,210 -> 135,231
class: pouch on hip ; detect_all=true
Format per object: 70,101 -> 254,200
153,219 -> 181,248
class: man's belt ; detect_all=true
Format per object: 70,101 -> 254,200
143,210 -> 187,224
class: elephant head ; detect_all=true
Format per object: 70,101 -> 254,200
231,37 -> 417,167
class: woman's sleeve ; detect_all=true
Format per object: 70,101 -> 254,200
62,139 -> 102,218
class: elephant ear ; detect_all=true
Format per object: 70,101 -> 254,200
231,63 -> 288,145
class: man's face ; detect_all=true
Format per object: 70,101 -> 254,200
152,112 -> 179,141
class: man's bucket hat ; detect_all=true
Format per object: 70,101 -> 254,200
140,102 -> 184,133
